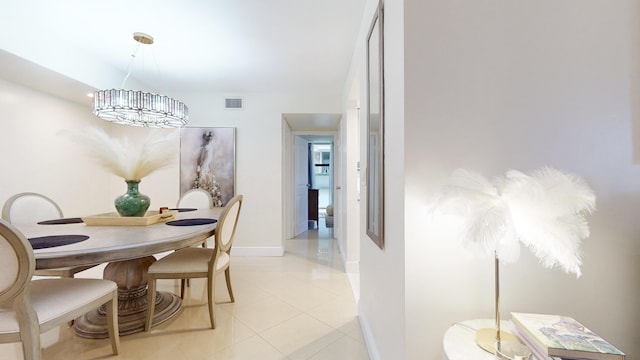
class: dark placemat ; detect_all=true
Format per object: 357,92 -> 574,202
165,218 -> 218,226
28,235 -> 89,249
169,208 -> 198,212
37,217 -> 84,225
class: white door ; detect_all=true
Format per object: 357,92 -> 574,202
294,136 -> 309,236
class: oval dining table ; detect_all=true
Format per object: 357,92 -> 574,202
12,207 -> 221,339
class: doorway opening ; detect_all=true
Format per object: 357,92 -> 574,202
295,134 -> 335,239
283,114 -> 341,257
308,142 -> 333,230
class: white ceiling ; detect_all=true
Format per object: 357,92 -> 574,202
0,0 -> 366,98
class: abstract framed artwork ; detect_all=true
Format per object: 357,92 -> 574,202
180,127 -> 236,207
366,1 -> 385,249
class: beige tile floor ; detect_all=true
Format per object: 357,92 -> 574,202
0,223 -> 369,360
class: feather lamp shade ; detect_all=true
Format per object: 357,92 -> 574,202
431,166 -> 596,355
433,167 -> 595,276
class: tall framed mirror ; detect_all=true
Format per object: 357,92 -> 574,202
366,1 -> 384,249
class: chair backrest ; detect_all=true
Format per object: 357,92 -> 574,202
2,192 -> 63,224
0,219 -> 34,307
214,195 -> 243,253
177,189 -> 214,209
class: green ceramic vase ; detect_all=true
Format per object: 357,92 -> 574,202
115,180 -> 150,217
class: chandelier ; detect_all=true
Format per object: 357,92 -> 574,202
92,33 -> 189,128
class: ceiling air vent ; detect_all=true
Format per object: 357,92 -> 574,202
225,97 -> 244,110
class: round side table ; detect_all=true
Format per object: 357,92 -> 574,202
443,319 -> 516,360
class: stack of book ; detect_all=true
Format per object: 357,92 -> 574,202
510,312 -> 626,360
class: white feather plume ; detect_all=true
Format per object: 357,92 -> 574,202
501,167 -> 595,277
61,126 -> 177,180
432,167 -> 596,277
431,169 -> 521,261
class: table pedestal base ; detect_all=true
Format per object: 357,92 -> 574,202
74,256 -> 182,338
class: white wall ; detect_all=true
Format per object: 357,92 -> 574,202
178,91 -> 342,254
352,0 -> 640,358
403,0 -> 640,358
0,76 -> 344,258
0,79 -> 131,216
339,89 -> 362,275
355,0 -> 407,359
178,92 -> 287,254
282,119 -> 295,240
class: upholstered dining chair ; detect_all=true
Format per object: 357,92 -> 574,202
176,189 -> 214,248
145,194 -> 243,331
177,189 -> 214,209
1,192 -> 97,278
0,219 -> 120,359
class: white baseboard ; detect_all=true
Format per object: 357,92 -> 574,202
345,260 -> 359,274
232,246 -> 284,257
358,302 -> 381,360
345,261 -> 360,301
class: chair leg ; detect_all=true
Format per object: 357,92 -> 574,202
66,273 -> 75,327
106,294 -> 121,355
225,268 -> 235,302
16,300 -> 40,360
145,276 -> 157,332
180,279 -> 186,299
20,328 -> 40,360
207,276 -> 216,329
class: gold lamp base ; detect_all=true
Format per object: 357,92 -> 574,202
475,328 -> 519,354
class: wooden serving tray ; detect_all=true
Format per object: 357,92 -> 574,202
82,210 -> 178,226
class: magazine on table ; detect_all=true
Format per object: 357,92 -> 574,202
510,312 -> 625,360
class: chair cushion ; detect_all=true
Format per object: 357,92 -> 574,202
0,278 -> 116,334
148,248 -> 229,274
0,304 -> 19,335
0,240 -> 18,294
